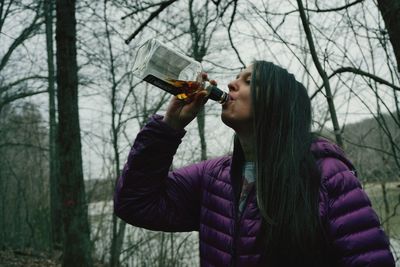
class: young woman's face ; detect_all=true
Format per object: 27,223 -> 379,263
221,65 -> 253,132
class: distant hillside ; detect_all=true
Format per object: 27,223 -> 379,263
323,113 -> 399,182
86,114 -> 400,203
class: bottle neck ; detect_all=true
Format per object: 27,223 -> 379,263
204,81 -> 229,104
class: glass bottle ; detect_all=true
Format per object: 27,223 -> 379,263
132,39 -> 229,104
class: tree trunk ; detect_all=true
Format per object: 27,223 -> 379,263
296,0 -> 343,147
45,0 -> 63,250
377,0 -> 400,73
102,1 -> 127,265
189,0 -> 207,161
196,107 -> 207,161
55,0 -> 93,266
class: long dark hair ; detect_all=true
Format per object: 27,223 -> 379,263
237,61 -> 327,266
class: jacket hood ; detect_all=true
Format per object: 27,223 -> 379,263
311,137 -> 356,174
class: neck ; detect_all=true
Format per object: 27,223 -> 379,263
237,133 -> 255,162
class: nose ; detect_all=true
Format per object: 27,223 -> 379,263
228,80 -> 238,92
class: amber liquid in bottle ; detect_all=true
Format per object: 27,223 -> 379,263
166,78 -> 204,100
143,74 -> 228,103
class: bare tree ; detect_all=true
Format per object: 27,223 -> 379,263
0,0 -> 47,112
44,0 -> 62,250
188,0 -> 221,160
376,0 -> 400,73
2,0 -> 399,264
296,0 -> 343,146
0,103 -> 50,250
56,0 -> 92,265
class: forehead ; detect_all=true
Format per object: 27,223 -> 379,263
237,65 -> 253,78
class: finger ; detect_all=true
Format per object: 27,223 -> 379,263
168,96 -> 186,111
184,94 -> 196,104
193,91 -> 208,107
203,95 -> 209,104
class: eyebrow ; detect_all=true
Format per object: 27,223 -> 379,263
236,71 -> 252,79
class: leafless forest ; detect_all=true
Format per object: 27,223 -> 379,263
0,0 -> 399,266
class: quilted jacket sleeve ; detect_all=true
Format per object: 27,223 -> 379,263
114,114 -> 205,232
321,157 -> 395,267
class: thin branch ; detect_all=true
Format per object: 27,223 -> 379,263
307,0 -> 365,13
330,69 -> 400,163
121,1 -> 168,20
311,67 -> 400,99
297,0 -> 343,146
0,0 -> 14,34
263,0 -> 365,16
124,0 -> 177,44
0,75 -> 48,93
227,0 -> 246,68
202,58 -> 242,71
0,3 -> 43,72
249,3 -> 320,88
0,89 -> 48,109
342,136 -> 398,159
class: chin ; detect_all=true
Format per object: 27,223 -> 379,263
221,112 -> 235,129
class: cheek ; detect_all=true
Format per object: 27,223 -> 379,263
221,102 -> 252,123
242,95 -> 253,118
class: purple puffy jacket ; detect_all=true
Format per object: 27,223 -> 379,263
114,115 -> 395,267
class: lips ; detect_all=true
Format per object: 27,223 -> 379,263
227,93 -> 236,102
222,96 -> 234,108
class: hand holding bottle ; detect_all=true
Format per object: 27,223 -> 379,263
163,74 -> 217,130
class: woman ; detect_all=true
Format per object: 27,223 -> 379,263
114,61 -> 395,266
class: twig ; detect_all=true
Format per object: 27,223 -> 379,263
227,0 -> 246,68
296,0 -> 343,146
124,0 -> 177,44
307,0 -> 365,13
311,67 -> 400,99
